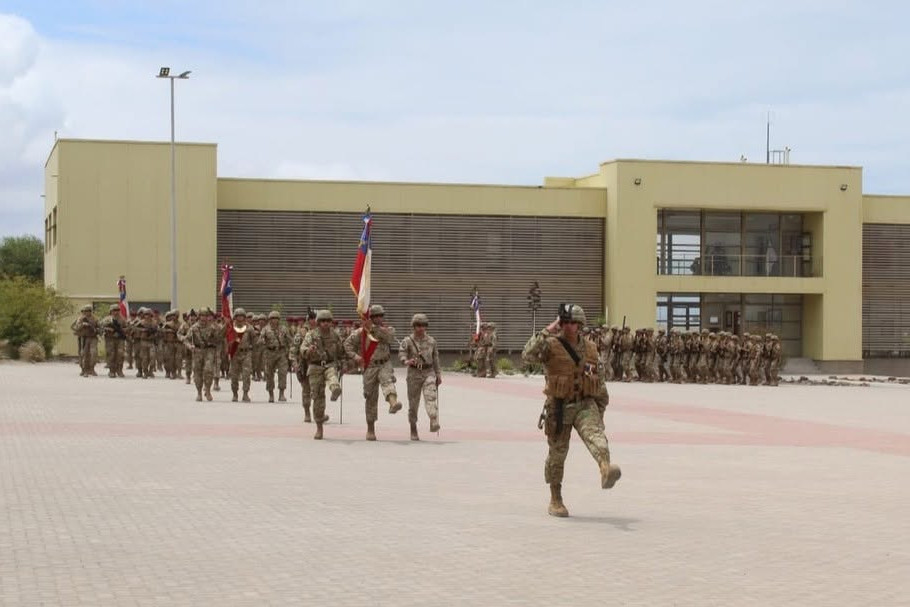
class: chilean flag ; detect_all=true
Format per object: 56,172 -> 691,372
117,276 -> 129,320
350,211 -> 372,317
220,264 -> 238,358
471,290 -> 482,337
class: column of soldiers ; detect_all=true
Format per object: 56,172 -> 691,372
588,326 -> 783,386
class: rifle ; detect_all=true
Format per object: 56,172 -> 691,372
112,318 -> 127,341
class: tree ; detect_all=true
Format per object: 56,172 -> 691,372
0,276 -> 72,357
0,235 -> 44,281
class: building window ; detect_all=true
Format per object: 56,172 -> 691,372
656,211 -> 700,275
52,207 -> 58,247
44,216 -> 50,252
703,212 -> 742,276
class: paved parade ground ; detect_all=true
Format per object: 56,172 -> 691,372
1,361 -> 908,606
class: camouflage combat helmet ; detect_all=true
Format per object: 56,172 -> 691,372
233,308 -> 247,318
368,304 -> 385,317
411,313 -> 429,326
316,309 -> 333,321
268,311 -> 280,320
199,307 -> 214,317
488,322 -> 496,329
81,304 -> 93,313
165,310 -> 177,319
565,305 -> 586,325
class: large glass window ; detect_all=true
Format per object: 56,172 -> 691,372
656,211 -> 700,275
744,213 -> 780,277
703,212 -> 742,276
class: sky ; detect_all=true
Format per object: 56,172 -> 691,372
1,0 -> 909,238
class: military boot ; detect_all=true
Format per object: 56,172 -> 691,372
409,421 -> 420,441
548,484 -> 569,517
195,390 -> 203,402
278,390 -> 287,402
330,385 -> 342,402
242,391 -> 251,403
185,375 -> 191,385
205,387 -> 213,402
600,460 -> 622,489
387,394 -> 402,414
430,417 -> 440,433
213,379 -> 220,391
108,371 -> 115,378
268,390 -> 275,403
231,390 -> 238,402
314,422 -> 324,440
321,414 -> 330,423
303,405 -> 312,423
366,420 -> 376,441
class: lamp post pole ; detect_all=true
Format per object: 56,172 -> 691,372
157,67 -> 191,311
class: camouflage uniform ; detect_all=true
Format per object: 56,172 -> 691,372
765,335 -> 782,386
160,311 -> 182,379
301,310 -> 343,440
228,309 -> 255,402
260,311 -> 292,402
747,335 -> 763,385
133,309 -> 159,379
655,329 -> 670,382
485,323 -> 499,378
290,314 -> 318,422
399,313 -> 441,440
343,304 -> 400,440
178,312 -> 196,384
618,327 -> 634,381
71,305 -> 100,377
473,322 -> 492,377
186,308 -> 222,401
251,316 -> 265,381
522,305 -> 620,518
99,304 -> 127,378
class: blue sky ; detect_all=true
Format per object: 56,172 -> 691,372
2,0 -> 909,238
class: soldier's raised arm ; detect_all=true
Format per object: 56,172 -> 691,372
522,316 -> 559,363
342,328 -> 360,360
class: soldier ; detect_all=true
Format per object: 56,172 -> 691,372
766,334 -> 782,386
343,304 -> 401,441
227,308 -> 256,402
251,314 -> 265,381
71,304 -> 100,377
152,309 -> 164,373
132,308 -> 158,379
124,309 -> 136,370
99,304 -> 127,378
485,322 -> 499,378
399,313 -> 442,440
655,328 -> 670,382
261,311 -> 292,402
291,310 -> 323,423
598,326 -> 614,381
747,334 -> 763,386
212,315 -> 226,391
645,328 -> 659,382
160,310 -> 181,379
522,305 -> 621,518
301,309 -> 344,440
737,333 -> 751,385
618,326 -> 634,381
177,310 -> 195,384
668,329 -> 684,383
473,322 -> 490,377
186,307 -> 221,401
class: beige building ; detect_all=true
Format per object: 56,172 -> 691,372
44,138 -> 910,372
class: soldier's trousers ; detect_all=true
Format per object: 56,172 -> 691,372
297,366 -> 312,410
544,397 -> 611,485
362,361 -> 397,423
474,347 -> 489,377
308,365 -> 340,423
163,341 -> 180,377
602,354 -> 614,381
104,337 -> 125,375
253,348 -> 264,379
125,339 -> 134,367
265,349 -> 289,393
747,359 -> 762,385
156,340 -> 165,370
137,341 -> 155,377
193,348 -> 216,392
620,352 -> 634,380
230,349 -> 253,394
767,360 -> 779,386
485,349 -> 498,377
183,348 -> 193,380
80,340 -> 98,375
406,369 -> 438,424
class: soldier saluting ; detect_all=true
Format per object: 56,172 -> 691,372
522,304 -> 622,518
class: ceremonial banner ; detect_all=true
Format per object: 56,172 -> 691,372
220,264 -> 237,358
117,276 -> 129,319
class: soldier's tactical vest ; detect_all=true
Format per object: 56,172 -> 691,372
77,319 -> 98,338
543,336 -> 605,401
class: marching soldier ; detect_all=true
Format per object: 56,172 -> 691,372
291,310 -> 324,423
655,328 -> 670,382
485,322 -> 499,378
618,326 -> 634,381
522,305 -> 621,518
251,314 -> 265,381
133,308 -> 158,379
161,310 -> 181,379
343,304 -> 401,441
399,313 -> 442,441
177,310 -> 196,384
228,309 -> 256,402
301,309 -> 344,440
71,304 -> 100,377
473,322 -> 490,377
261,310 -> 292,402
99,304 -> 127,378
766,334 -> 782,386
186,307 -> 221,401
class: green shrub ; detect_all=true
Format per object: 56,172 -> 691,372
0,276 -> 73,358
18,340 -> 46,362
497,357 -> 514,372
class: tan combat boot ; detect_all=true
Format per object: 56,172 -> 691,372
548,484 -> 569,517
314,422 -> 324,440
388,394 -> 402,414
430,417 -> 440,433
303,405 -> 312,423
231,390 -> 238,402
330,385 -> 342,402
410,421 -> 420,441
322,414 -> 330,423
366,421 -> 376,441
205,387 -> 213,402
185,374 -> 191,385
212,379 -> 220,391
195,390 -> 202,402
268,390 -> 274,403
242,391 -> 251,403
600,460 -> 622,489
278,390 -> 287,402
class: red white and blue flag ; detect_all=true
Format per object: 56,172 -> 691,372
220,264 -> 237,358
350,211 -> 372,317
471,289 -> 482,337
117,276 -> 129,319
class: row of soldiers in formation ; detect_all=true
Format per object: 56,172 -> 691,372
588,326 -> 783,386
70,303 -> 443,441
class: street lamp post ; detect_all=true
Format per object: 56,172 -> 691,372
156,67 -> 191,311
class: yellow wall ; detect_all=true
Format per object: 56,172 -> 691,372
48,139 -> 218,354
43,144 -> 60,288
862,195 -> 910,224
598,159 -> 863,361
218,177 -> 607,218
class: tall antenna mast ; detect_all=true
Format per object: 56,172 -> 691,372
766,111 -> 771,164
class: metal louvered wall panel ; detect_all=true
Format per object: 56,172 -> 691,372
216,211 -> 604,351
862,224 -> 910,355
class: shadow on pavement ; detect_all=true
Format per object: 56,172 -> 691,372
564,516 -> 640,531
